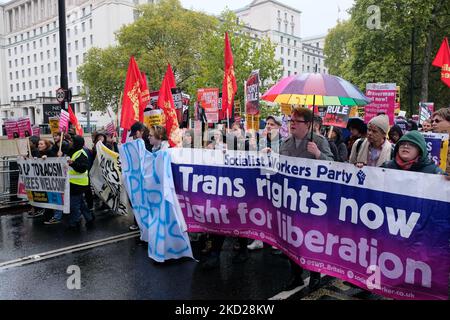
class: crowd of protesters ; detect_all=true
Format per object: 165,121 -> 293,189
22,105 -> 450,292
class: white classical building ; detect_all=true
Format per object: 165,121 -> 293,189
0,0 -> 155,134
235,0 -> 327,78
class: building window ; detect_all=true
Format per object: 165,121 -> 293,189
29,81 -> 32,89
288,49 -> 290,56
288,60 -> 291,67
288,70 -> 291,76
55,75 -> 58,84
28,68 -> 31,76
278,10 -> 280,17
82,38 -> 86,48
42,79 -> 45,87
285,24 -> 287,33
76,55 -> 79,65
34,67 -> 37,75
281,58 -> 284,65
280,36 -> 283,43
41,65 -> 44,73
34,54 -> 37,62
35,80 -> 38,88
280,47 -> 284,54
47,50 -> 50,59
294,61 -> 297,68
287,38 -> 290,45
292,26 -> 294,35
54,48 -> 57,56
33,41 -> 36,49
307,56 -> 310,63
40,52 -> 43,60
10,84 -> 14,92
69,72 -> 72,82
82,22 -> 85,32
75,40 -> 78,50
278,22 -> 281,31
68,57 -> 72,67
89,19 -> 92,29
16,84 -> 19,91
67,43 -> 71,52
53,34 -> 56,43
40,39 -> 42,46
48,77 -> 52,86
46,36 -> 49,45
27,56 -> 30,64
47,63 -> 51,72
307,66 -> 310,72
291,15 -> 294,22
20,45 -> 23,53
15,71 -> 18,78
67,28 -> 71,38
55,61 -> 58,70
14,47 -> 17,54
294,50 -> 297,57
90,35 -> 93,44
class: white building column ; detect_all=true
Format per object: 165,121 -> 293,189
31,0 -> 35,24
12,8 -> 15,31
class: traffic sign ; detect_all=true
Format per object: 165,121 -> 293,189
56,88 -> 65,102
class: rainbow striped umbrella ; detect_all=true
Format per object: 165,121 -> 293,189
261,73 -> 370,106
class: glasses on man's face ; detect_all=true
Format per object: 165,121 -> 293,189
431,119 -> 441,124
289,119 -> 308,124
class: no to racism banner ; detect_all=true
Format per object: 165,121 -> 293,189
365,83 -> 396,125
119,139 -> 194,262
90,141 -> 131,216
17,157 -> 70,213
422,132 -> 449,171
170,149 -> 450,300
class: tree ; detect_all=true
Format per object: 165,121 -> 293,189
78,0 -> 282,114
324,0 -> 450,114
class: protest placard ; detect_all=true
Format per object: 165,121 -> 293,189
245,71 -> 260,115
422,132 -> 449,171
17,117 -> 32,138
365,83 -> 396,125
90,141 -> 130,215
4,119 -> 19,139
48,117 -> 60,135
32,125 -> 40,137
59,109 -> 70,133
322,105 -> 351,128
17,157 -> 70,213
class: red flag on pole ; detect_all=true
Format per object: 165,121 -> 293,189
221,32 -> 238,121
157,64 -> 179,147
140,71 -> 151,108
68,104 -> 83,136
120,56 -> 145,131
432,37 -> 450,88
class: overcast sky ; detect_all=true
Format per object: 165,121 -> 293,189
0,0 -> 355,37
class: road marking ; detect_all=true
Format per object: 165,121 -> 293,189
0,231 -> 140,271
268,274 -> 328,300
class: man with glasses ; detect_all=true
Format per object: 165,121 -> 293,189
279,107 -> 333,291
280,107 -> 334,160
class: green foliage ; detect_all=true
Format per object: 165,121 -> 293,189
78,0 -> 282,113
324,0 -> 450,114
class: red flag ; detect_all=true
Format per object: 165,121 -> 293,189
140,71 -> 151,109
120,56 -> 145,130
166,64 -> 176,89
68,104 -> 83,136
432,37 -> 450,87
157,64 -> 179,147
221,32 -> 238,120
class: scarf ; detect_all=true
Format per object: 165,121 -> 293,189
395,153 -> 419,171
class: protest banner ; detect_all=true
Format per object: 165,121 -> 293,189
365,83 -> 396,125
422,132 -> 449,171
119,140 -> 194,262
245,71 -> 260,115
169,148 -> 450,300
90,141 -> 130,215
59,109 -> 70,133
144,109 -> 163,128
322,105 -> 351,128
4,119 -> 19,139
17,117 -> 32,138
48,117 -> 60,135
17,157 -> 70,213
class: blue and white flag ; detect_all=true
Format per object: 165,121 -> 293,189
119,139 -> 193,262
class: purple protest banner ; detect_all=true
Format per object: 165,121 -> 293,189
17,117 -> 32,138
59,109 -> 70,133
422,132 -> 449,171
4,119 -> 19,139
169,149 -> 450,300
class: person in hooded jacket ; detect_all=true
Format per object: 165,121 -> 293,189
381,130 -> 444,174
67,135 -> 94,228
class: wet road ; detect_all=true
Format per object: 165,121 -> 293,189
0,208 -> 391,300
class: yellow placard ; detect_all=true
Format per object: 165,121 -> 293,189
144,110 -> 162,127
49,118 -> 60,135
281,104 -> 292,115
246,114 -> 260,131
440,139 -> 449,172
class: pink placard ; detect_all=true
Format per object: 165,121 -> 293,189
17,117 -> 32,138
4,119 -> 19,140
364,88 -> 396,125
59,109 -> 70,133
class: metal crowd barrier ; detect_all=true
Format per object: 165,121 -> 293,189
0,156 -> 28,209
